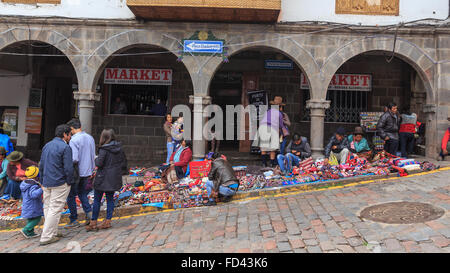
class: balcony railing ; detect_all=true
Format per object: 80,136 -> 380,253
127,0 -> 281,23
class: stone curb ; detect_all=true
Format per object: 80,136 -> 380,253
0,166 -> 447,231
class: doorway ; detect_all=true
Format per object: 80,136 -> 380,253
209,72 -> 242,151
42,77 -> 73,146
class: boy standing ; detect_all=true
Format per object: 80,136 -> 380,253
19,166 -> 43,238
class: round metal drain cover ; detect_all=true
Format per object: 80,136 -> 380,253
360,202 -> 445,224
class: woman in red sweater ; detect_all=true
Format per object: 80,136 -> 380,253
440,126 -> 450,161
169,139 -> 192,179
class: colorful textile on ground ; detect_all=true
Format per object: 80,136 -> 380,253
0,152 -> 441,219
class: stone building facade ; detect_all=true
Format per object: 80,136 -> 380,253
0,17 -> 449,165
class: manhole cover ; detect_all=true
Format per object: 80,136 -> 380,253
360,202 -> 445,224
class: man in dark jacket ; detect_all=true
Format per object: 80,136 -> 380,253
324,127 -> 350,165
205,153 -> 239,206
39,124 -> 73,246
377,102 -> 400,155
277,133 -> 311,174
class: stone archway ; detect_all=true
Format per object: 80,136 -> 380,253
164,34 -> 322,159
320,35 -> 436,103
181,34 -> 320,97
0,27 -> 82,85
85,30 -> 187,92
0,32 -> 80,154
319,35 -> 439,157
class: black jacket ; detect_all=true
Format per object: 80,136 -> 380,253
208,158 -> 239,192
285,137 -> 311,159
377,111 -> 400,140
324,135 -> 349,158
94,141 -> 128,192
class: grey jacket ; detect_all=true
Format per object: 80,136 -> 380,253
377,111 -> 400,140
324,135 -> 349,158
285,137 -> 311,159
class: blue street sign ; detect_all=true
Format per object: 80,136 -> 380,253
183,40 -> 223,53
264,60 -> 294,70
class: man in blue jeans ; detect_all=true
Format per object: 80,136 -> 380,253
205,153 -> 239,206
64,118 -> 96,228
277,133 -> 311,175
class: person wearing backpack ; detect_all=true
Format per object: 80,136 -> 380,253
86,129 -> 127,232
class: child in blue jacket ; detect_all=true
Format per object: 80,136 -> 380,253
19,166 -> 43,238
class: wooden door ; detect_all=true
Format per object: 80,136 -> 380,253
42,78 -> 73,146
239,73 -> 259,152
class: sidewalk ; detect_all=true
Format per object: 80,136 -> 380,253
0,166 -> 449,253
1,156 -> 448,231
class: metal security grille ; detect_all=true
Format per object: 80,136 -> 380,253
302,90 -> 368,123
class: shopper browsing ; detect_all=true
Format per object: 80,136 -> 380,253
86,129 -> 127,232
39,124 -> 74,245
65,118 -> 96,228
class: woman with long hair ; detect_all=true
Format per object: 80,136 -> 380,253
163,114 -> 174,164
86,129 -> 127,231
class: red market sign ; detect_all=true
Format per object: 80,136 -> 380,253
104,68 -> 172,86
301,73 -> 372,91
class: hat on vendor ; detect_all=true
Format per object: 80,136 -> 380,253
6,151 -> 23,162
336,127 -> 346,136
269,96 -> 286,106
353,126 -> 365,136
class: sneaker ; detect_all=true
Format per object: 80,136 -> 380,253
28,232 -> 40,238
20,229 -> 32,239
64,220 -> 80,229
39,236 -> 60,246
205,200 -> 217,206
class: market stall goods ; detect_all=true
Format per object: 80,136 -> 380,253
0,151 -> 440,219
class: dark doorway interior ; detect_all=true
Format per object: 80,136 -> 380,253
42,77 -> 73,146
209,72 -> 242,151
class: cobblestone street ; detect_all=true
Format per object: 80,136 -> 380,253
0,168 -> 449,253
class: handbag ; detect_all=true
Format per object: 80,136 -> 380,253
281,126 -> 289,137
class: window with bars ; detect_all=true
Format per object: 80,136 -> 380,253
302,89 -> 369,123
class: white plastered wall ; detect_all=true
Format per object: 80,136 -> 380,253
0,70 -> 31,147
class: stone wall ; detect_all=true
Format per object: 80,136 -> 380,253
0,18 -> 448,158
92,114 -> 167,167
92,47 -> 194,167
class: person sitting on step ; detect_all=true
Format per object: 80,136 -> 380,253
324,127 -> 350,165
277,133 -> 311,175
347,126 -> 372,159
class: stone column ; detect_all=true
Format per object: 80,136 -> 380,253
189,95 -> 211,160
73,91 -> 101,135
306,99 -> 331,159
